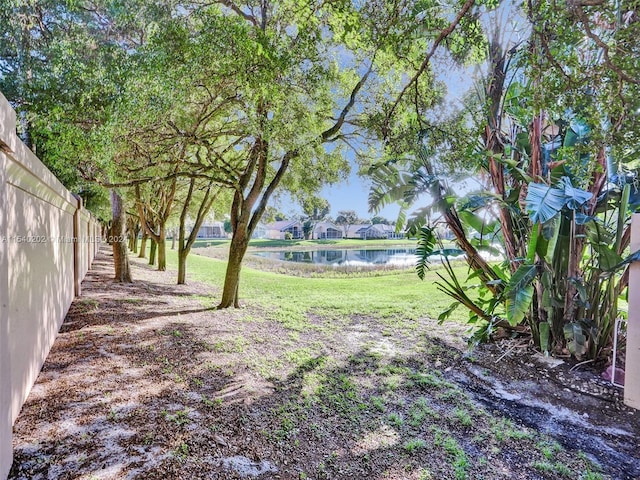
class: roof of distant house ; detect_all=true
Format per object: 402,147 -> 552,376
313,221 -> 341,230
344,224 -> 372,236
369,223 -> 399,232
264,219 -> 301,231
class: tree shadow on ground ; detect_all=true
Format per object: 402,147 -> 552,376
9,250 -> 640,480
11,329 -> 639,479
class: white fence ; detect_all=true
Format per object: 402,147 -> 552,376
625,214 -> 640,409
0,92 -> 100,479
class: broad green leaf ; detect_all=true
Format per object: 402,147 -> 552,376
560,177 -> 592,209
563,119 -> 590,147
415,226 -> 436,280
438,302 -> 460,324
506,284 -> 534,326
505,264 -> 537,326
602,249 -> 640,273
539,217 -> 561,263
525,182 -> 567,224
539,322 -> 550,355
459,210 -> 489,234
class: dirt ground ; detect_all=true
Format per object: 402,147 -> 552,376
8,250 -> 640,480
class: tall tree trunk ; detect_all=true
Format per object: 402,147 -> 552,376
138,233 -> 148,258
134,184 -> 172,272
219,227 -> 250,308
132,225 -> 139,254
177,179 -> 219,285
157,225 -> 166,271
484,34 -> 520,272
110,189 -> 132,283
149,239 -> 157,266
177,250 -> 188,284
218,146 -> 293,309
171,229 -> 176,250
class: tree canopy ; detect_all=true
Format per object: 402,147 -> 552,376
2,0 -> 637,357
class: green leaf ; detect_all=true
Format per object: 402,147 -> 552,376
514,131 -> 531,156
415,226 -> 436,280
539,322 -> 550,355
506,285 -> 534,326
505,264 -> 537,326
438,302 -> 460,324
563,119 -> 590,147
459,210 -> 489,234
564,322 -> 588,358
602,249 -> 640,273
559,177 -> 592,209
525,182 -> 567,224
568,277 -> 589,308
458,192 -> 500,210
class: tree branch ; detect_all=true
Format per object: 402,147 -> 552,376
217,0 -> 259,26
570,0 -> 640,84
321,60 -> 375,142
386,0 -> 476,125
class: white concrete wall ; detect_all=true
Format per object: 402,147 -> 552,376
624,214 -> 640,410
0,109 -> 13,480
0,92 -> 100,479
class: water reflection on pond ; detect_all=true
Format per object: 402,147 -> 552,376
252,248 -> 423,268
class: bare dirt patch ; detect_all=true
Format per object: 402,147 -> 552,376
9,249 -> 640,479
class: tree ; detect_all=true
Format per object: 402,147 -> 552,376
370,0 -> 640,359
370,215 -> 390,225
335,210 -> 361,238
223,219 -> 232,234
206,0 -> 474,308
302,196 -> 330,239
302,197 -> 330,221
0,0 -> 172,281
110,189 -> 132,282
177,178 -> 225,284
262,207 -> 287,224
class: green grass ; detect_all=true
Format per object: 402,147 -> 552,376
403,438 -> 427,453
160,246 -> 470,325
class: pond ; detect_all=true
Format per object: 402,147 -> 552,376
252,247 -> 425,268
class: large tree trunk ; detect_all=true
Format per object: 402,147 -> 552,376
219,227 -> 250,308
177,249 -> 188,284
157,225 -> 166,271
149,239 -> 157,266
110,189 -> 132,283
131,225 -> 139,254
138,232 -> 148,258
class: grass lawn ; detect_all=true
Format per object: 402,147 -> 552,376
164,246 -> 470,327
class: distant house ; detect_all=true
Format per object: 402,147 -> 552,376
360,224 -> 404,240
194,222 -> 226,239
312,221 -> 342,240
264,220 -> 303,239
344,224 -> 372,239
